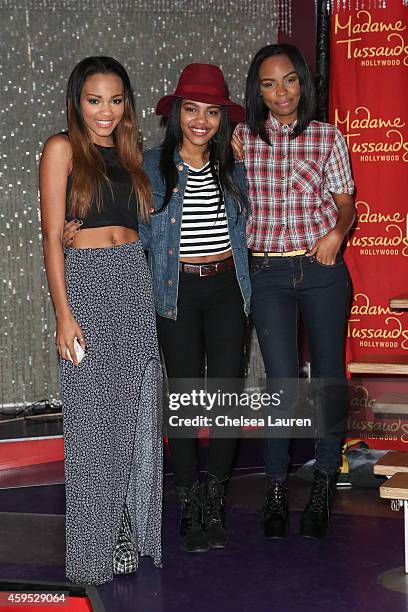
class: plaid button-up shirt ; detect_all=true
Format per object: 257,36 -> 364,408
235,113 -> 354,252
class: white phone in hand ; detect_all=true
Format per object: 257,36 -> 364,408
66,338 -> 86,364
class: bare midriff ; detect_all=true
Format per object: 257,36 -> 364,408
179,248 -> 233,264
70,226 -> 139,249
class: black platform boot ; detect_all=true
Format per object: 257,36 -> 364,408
176,482 -> 209,553
300,469 -> 336,539
263,480 -> 289,538
204,474 -> 228,548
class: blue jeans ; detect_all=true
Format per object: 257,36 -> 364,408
250,253 -> 350,480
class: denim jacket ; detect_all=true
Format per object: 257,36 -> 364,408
140,146 -> 251,320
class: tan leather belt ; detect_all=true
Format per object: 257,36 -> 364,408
179,257 -> 235,277
251,249 -> 307,258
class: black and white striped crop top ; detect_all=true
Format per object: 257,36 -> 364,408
179,163 -> 231,257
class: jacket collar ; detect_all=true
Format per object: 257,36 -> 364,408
173,149 -> 186,166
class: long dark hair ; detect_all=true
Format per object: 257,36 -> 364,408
157,98 -> 244,214
66,56 -> 151,221
245,44 -> 316,143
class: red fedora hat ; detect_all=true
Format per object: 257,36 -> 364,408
155,63 -> 246,123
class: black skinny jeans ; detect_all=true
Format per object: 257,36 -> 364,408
157,267 -> 247,488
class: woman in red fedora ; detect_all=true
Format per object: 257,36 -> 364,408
63,63 -> 251,553
144,64 -> 251,553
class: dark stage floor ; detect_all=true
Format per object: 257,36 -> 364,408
0,471 -> 406,612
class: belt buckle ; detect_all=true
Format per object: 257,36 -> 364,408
199,265 -> 211,277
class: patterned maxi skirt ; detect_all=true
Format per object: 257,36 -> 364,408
60,241 -> 163,585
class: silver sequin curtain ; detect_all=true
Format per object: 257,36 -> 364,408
316,0 -> 408,11
0,0 -> 278,409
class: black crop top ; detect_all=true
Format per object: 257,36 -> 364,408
65,144 -> 139,231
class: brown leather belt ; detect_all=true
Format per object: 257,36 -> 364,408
179,256 -> 235,277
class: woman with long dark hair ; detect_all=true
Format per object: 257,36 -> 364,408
235,44 -> 355,539
40,56 -> 162,584
143,64 -> 251,552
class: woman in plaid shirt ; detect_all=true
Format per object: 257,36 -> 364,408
234,44 -> 356,539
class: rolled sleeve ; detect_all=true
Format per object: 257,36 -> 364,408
324,128 -> 355,195
234,123 -> 244,142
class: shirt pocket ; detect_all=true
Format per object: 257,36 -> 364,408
150,204 -> 168,241
291,160 -> 322,194
152,190 -> 166,213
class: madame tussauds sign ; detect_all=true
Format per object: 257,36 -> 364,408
334,9 -> 407,66
348,292 -> 408,352
334,106 -> 408,163
329,2 -> 408,450
348,200 -> 408,258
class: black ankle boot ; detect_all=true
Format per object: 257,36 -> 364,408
204,474 -> 227,548
263,480 -> 289,538
300,469 -> 336,539
176,482 -> 209,553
